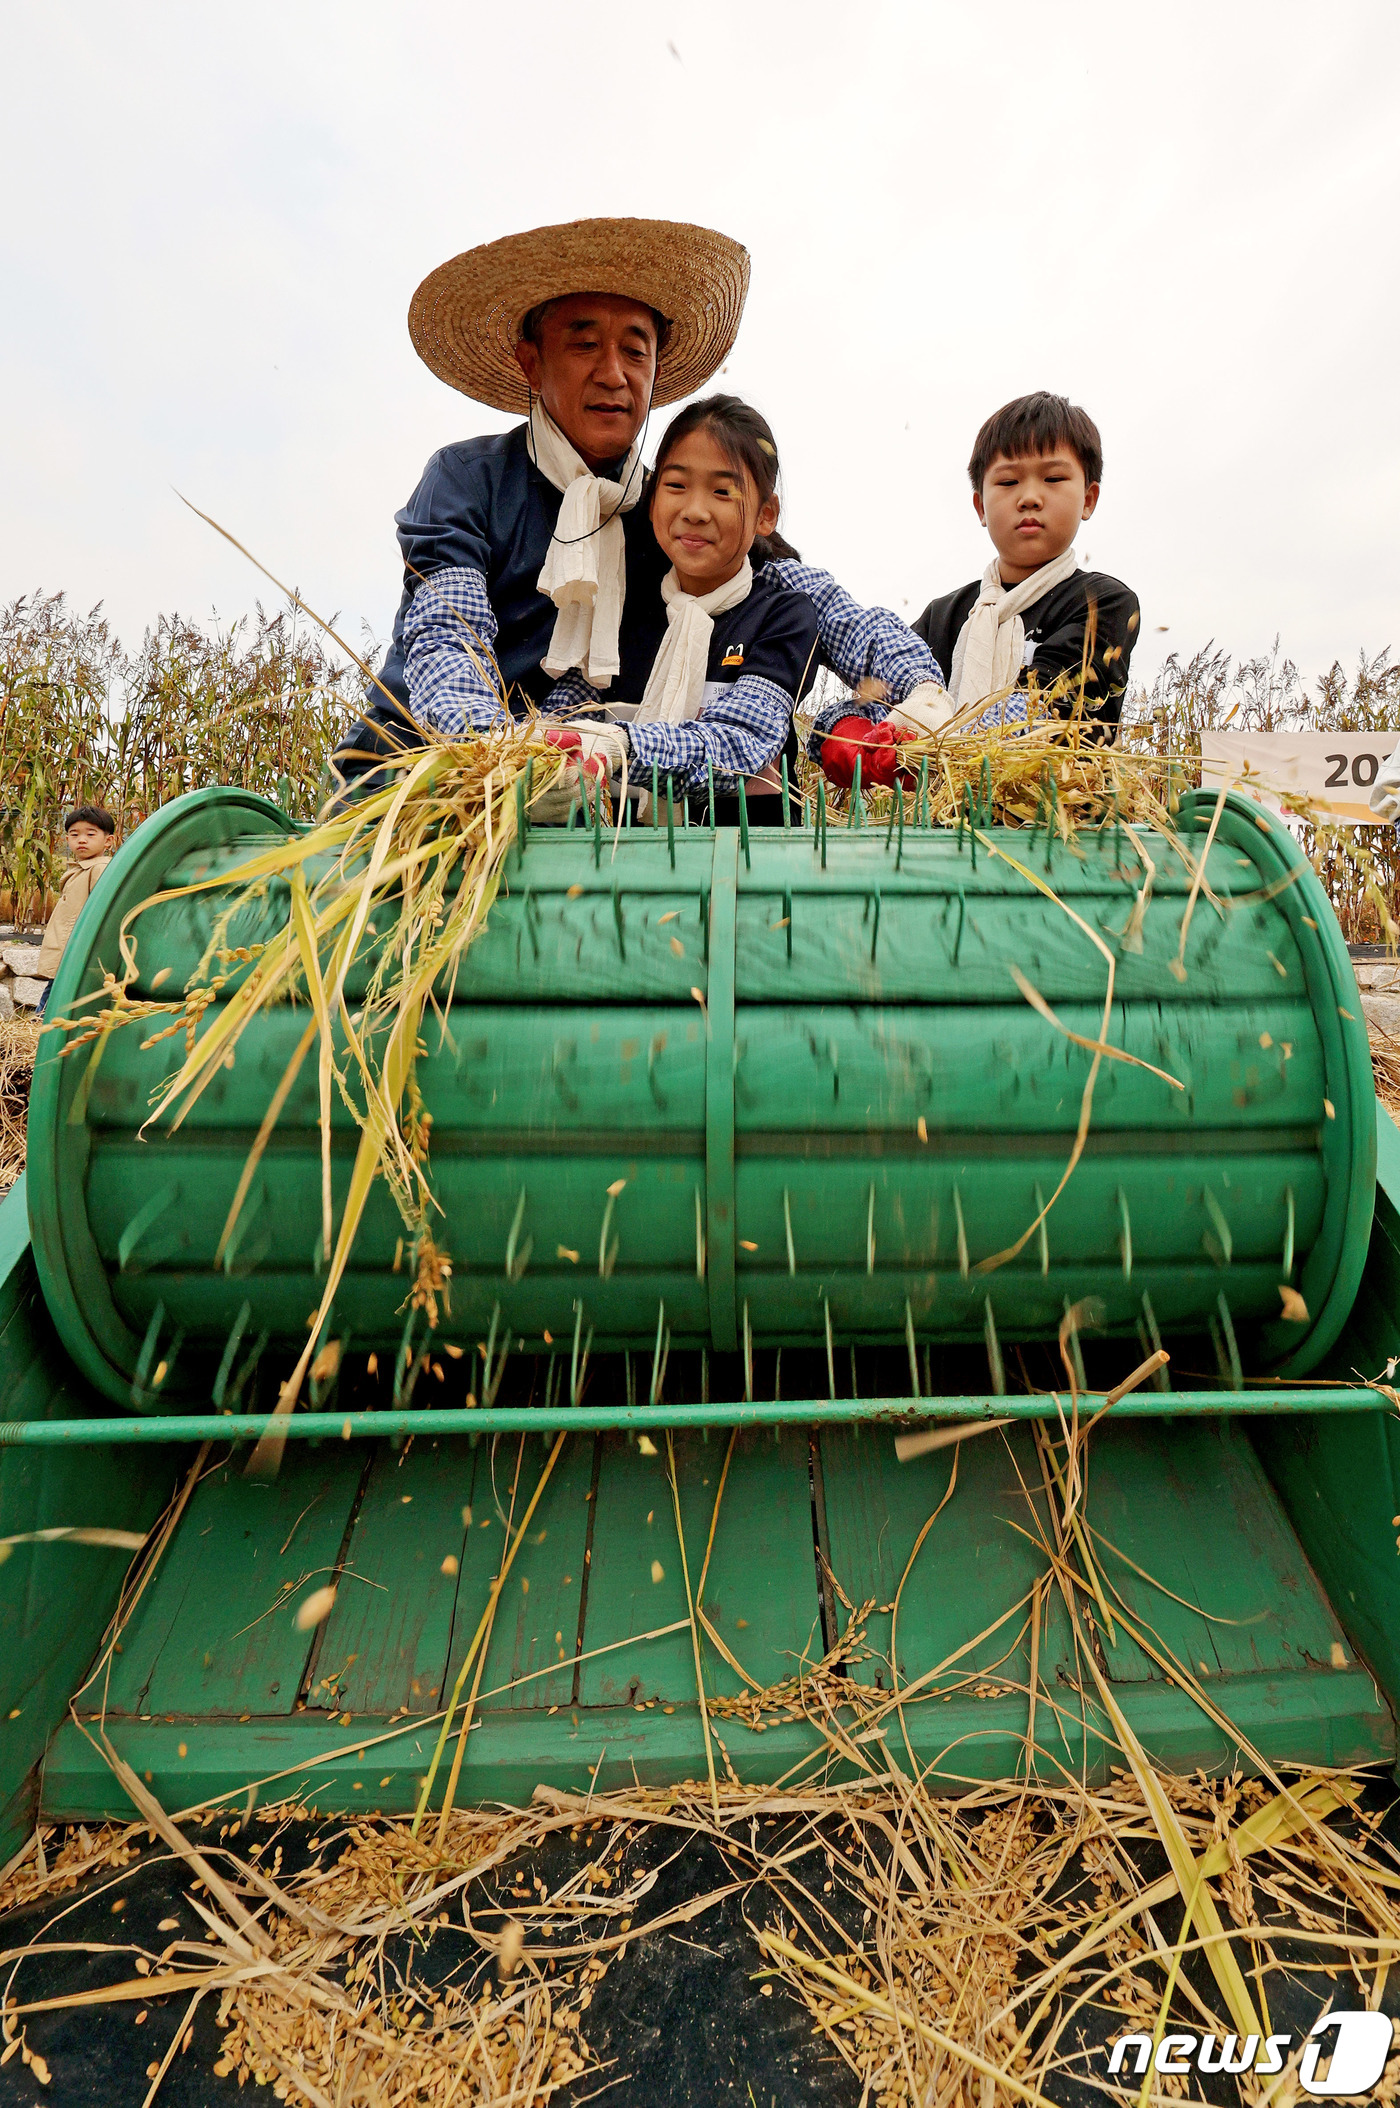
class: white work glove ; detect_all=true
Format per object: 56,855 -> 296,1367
564,720 -> 631,776
1370,740 -> 1400,822
886,682 -> 956,738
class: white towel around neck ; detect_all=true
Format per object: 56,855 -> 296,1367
531,402 -> 643,690
947,548 -> 1081,712
633,559 -> 754,725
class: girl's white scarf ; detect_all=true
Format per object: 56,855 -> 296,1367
531,402 -> 643,689
948,547 -> 1080,711
634,559 -> 754,724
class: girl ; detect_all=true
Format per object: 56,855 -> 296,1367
543,395 -> 817,824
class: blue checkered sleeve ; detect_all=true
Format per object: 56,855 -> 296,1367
627,676 -> 792,793
538,670 -> 610,722
768,561 -> 943,706
401,565 -> 510,735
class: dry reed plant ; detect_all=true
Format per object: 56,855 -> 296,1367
0,591 -> 359,919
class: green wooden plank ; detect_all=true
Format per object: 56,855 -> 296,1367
1087,1421 -> 1353,1685
103,1445 -> 367,1718
317,1436 -> 477,1718
818,1423 -> 1076,1702
42,1648 -> 1394,1822
574,1429 -> 822,1707
446,1431 -> 597,1714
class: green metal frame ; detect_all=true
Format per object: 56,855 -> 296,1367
1177,793 -> 1378,1373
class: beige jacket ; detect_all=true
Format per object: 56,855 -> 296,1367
37,853 -> 113,979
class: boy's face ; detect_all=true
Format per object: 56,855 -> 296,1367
974,449 -> 1099,583
66,822 -> 109,861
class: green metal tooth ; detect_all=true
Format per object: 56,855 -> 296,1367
1213,1291 -> 1243,1391
743,1300 -> 753,1403
212,1300 -> 253,1410
1204,1186 -> 1234,1265
953,1184 -> 970,1279
984,1297 -> 1005,1395
1118,1186 -> 1133,1281
1061,1297 -> 1087,1391
504,1188 -> 532,1282
598,1189 -> 619,1280
666,781 -> 676,870
783,885 -> 793,961
866,1183 -> 877,1275
1283,1184 -> 1296,1279
916,755 -> 929,827
783,1188 -> 796,1277
694,1187 -> 706,1280
650,1300 -> 669,1406
1034,1183 -> 1050,1277
738,780 -> 751,869
611,880 -> 626,961
1138,1290 -> 1172,1390
780,754 -> 791,828
905,1299 -> 920,1398
824,1296 -> 835,1400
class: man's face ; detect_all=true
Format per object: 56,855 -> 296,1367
512,293 -> 658,468
66,822 -> 108,861
973,449 -> 1099,583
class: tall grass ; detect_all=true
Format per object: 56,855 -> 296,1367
0,590 -> 364,919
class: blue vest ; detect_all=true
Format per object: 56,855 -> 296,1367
353,424 -> 668,764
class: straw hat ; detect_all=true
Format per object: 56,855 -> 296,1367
408,217 -> 750,414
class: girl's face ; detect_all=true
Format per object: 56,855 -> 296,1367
650,427 -> 778,595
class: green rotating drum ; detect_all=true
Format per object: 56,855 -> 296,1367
28,785 -> 1376,1409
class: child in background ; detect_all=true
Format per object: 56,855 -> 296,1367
542,395 -> 817,824
34,805 -> 116,1007
819,393 -> 1140,787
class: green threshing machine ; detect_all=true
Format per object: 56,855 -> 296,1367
0,781 -> 1396,1851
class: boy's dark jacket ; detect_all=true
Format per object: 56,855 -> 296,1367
913,568 -> 1140,731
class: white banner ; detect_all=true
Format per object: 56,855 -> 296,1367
1199,730 -> 1396,826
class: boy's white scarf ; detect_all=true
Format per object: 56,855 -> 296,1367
948,548 -> 1080,711
531,402 -> 643,689
634,559 -> 754,724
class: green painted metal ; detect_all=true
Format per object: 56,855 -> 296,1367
0,1146 -> 1390,1818
0,1385 -> 1387,1448
26,787 -> 1375,1408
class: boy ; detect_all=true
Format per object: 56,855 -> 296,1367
818,392 -> 1140,786
34,805 -> 116,1004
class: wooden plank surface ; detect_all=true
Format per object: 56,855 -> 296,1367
318,1436 -> 476,1718
574,1429 -> 823,1707
446,1431 -> 597,1714
103,1445 -> 367,1719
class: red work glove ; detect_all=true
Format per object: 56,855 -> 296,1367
820,716 -> 918,791
543,726 -> 610,782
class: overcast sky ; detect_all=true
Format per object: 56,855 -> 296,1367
4,2 -> 1397,699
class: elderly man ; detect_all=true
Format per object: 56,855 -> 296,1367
335,216 -> 944,788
